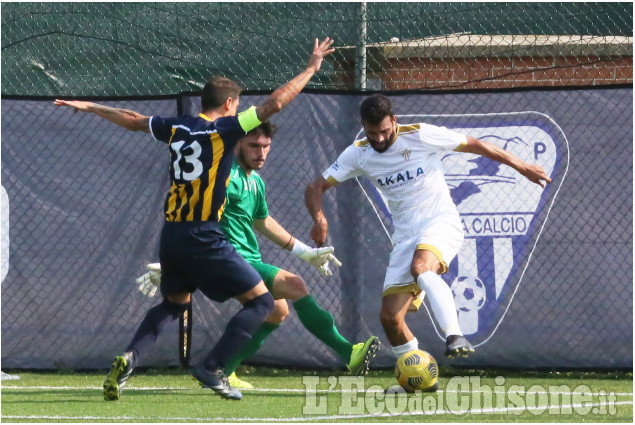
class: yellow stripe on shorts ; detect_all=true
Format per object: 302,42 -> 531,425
416,243 -> 449,274
382,283 -> 423,312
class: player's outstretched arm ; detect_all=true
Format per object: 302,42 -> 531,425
253,216 -> 297,250
254,37 -> 335,123
456,136 -> 552,188
304,176 -> 334,247
53,99 -> 151,132
254,216 -> 341,276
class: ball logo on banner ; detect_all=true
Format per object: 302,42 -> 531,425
451,275 -> 486,312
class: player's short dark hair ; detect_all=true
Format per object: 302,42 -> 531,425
201,76 -> 242,110
360,94 -> 394,125
247,120 -> 278,139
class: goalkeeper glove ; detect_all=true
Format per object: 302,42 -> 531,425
291,240 -> 342,277
136,263 -> 161,297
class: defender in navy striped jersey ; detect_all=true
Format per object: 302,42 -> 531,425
137,122 -> 380,389
150,112 -> 253,223
54,37 -> 335,401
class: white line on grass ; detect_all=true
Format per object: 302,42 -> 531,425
2,384 -> 633,397
2,400 -> 633,422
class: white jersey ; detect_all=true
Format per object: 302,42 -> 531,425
324,122 -> 468,287
323,122 -> 467,228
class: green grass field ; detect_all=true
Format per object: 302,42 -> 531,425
2,367 -> 632,423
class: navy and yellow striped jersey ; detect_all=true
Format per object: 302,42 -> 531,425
150,113 -> 251,222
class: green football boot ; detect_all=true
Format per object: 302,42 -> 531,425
347,336 -> 380,375
228,372 -> 254,389
103,352 -> 134,401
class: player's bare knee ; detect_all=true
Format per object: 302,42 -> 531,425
291,275 -> 309,296
411,250 -> 444,278
410,262 -> 436,280
285,275 -> 309,301
379,308 -> 403,330
266,299 -> 289,324
166,292 -> 191,305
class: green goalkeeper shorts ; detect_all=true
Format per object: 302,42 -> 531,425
248,261 -> 281,292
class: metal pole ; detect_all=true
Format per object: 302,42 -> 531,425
356,2 -> 367,90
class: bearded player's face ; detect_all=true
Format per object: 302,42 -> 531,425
364,115 -> 397,153
236,133 -> 271,171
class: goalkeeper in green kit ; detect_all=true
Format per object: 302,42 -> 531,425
138,121 -> 379,388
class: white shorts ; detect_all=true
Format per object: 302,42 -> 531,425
383,215 -> 464,293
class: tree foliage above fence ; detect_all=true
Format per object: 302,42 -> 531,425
1,2 -> 633,96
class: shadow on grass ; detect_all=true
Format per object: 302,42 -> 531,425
5,366 -> 632,381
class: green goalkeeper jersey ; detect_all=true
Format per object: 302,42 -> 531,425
219,159 -> 269,262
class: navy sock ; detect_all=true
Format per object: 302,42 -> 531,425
126,300 -> 189,366
203,292 -> 274,370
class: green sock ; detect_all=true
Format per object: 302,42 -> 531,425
293,295 -> 354,363
224,321 -> 279,375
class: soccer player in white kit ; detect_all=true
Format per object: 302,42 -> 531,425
305,95 -> 551,359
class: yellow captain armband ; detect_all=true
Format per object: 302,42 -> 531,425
237,106 -> 261,132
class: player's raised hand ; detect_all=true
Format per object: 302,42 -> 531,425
135,263 -> 162,297
306,37 -> 336,73
312,246 -> 342,276
53,99 -> 94,113
291,240 -> 341,277
310,218 -> 328,247
316,246 -> 342,267
521,163 -> 552,188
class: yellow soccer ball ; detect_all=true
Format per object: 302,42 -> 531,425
394,349 -> 439,392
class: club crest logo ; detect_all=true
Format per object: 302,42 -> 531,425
357,112 -> 569,347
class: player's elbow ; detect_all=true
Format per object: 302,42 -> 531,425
253,218 -> 267,235
304,179 -> 323,200
126,117 -> 150,132
122,121 -> 138,131
307,177 -> 331,193
305,179 -> 318,193
255,100 -> 283,123
274,97 -> 285,112
264,98 -> 284,114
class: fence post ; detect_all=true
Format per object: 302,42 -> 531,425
355,2 -> 367,90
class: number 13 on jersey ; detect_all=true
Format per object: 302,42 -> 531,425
170,140 -> 203,181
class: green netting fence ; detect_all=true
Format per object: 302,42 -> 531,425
1,2 -> 632,96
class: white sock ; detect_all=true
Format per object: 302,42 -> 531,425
391,337 -> 419,358
417,271 -> 463,338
